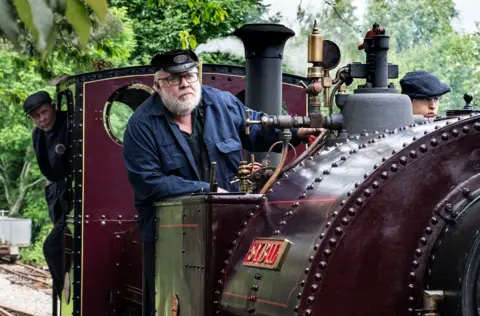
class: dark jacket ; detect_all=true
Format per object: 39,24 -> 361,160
123,85 -> 304,242
32,110 -> 69,223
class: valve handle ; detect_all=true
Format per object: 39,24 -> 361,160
245,109 -> 262,135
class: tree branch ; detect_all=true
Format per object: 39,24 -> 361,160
25,177 -> 46,190
0,172 -> 11,205
20,160 -> 29,180
0,159 -> 12,205
0,159 -> 7,171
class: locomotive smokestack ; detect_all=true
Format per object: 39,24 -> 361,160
234,24 -> 294,162
234,24 -> 294,115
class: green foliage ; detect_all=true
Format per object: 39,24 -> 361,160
391,30 -> 480,113
292,0 -> 479,116
364,0 -> 458,53
20,189 -> 52,265
65,0 -> 92,47
0,6 -> 135,263
197,52 -> 245,66
108,101 -> 135,142
110,0 -> 280,65
362,0 -> 479,114
297,0 -> 364,64
0,0 -> 108,53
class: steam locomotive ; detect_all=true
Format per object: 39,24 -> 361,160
52,21 -> 479,316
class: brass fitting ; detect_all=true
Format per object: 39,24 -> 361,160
307,20 -> 324,81
231,161 -> 253,192
308,20 -> 323,64
423,290 -> 444,316
306,20 -> 325,114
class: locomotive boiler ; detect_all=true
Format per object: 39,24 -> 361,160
153,23 -> 480,316
53,21 -> 480,316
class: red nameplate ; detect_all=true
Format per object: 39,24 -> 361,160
243,238 -> 292,270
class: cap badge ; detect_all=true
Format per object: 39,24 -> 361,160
173,55 -> 187,64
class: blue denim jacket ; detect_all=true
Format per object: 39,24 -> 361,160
122,85 -> 304,242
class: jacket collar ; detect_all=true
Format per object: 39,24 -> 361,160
150,86 -> 213,117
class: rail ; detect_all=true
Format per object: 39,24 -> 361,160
0,304 -> 34,316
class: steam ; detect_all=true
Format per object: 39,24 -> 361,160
283,39 -> 309,76
194,35 -> 309,77
195,37 -> 245,59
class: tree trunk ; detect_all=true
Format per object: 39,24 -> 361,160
0,149 -> 46,217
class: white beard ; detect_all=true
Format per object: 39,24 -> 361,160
160,88 -> 202,116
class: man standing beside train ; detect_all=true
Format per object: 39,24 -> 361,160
122,48 -> 321,315
400,70 -> 451,118
24,91 -> 69,303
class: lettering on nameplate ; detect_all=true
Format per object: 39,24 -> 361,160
242,238 -> 292,270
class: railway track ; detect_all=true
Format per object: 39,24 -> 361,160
0,258 -> 51,292
0,304 -> 34,316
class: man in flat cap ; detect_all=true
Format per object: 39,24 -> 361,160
400,70 -> 451,118
122,49 -> 321,315
24,90 -> 69,301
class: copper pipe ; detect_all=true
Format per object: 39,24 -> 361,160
281,129 -> 328,173
259,140 -> 289,194
265,141 -> 298,162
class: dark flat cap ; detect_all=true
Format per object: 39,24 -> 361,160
23,91 -> 52,115
400,70 -> 451,99
150,49 -> 198,73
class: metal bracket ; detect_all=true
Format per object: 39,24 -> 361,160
423,290 -> 444,316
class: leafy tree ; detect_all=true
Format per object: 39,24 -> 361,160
108,101 -> 136,142
0,7 -> 136,264
392,30 -> 480,113
0,0 -> 108,53
0,51 -> 49,217
362,0 -> 479,114
363,0 -> 458,53
110,0 -> 282,65
296,0 -> 364,66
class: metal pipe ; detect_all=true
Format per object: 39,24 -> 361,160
234,24 -> 295,164
373,35 -> 389,88
281,129 -> 328,173
259,140 -> 289,194
329,78 -> 346,110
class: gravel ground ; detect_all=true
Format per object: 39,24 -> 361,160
0,268 -> 52,316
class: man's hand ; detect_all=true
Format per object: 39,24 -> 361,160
297,128 -> 325,139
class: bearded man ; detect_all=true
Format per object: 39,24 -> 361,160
122,49 -> 321,315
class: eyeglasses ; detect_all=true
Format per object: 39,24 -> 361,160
157,72 -> 199,86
